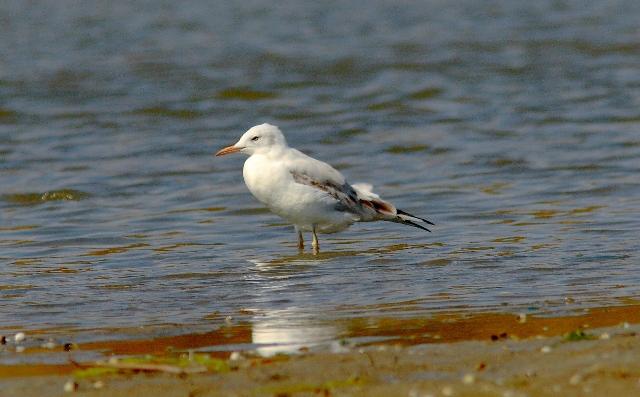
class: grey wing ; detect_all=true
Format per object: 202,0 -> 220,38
290,170 -> 433,230
286,153 -> 406,222
290,171 -> 366,215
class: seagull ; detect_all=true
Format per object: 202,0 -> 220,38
216,123 -> 434,254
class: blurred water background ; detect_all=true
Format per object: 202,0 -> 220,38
1,0 -> 640,335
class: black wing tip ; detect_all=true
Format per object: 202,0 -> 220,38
403,219 -> 432,232
397,209 -> 435,226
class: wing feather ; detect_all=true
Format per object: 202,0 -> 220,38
285,150 -> 433,231
285,149 -> 363,212
290,171 -> 362,212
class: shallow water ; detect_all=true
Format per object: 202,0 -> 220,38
1,0 -> 640,338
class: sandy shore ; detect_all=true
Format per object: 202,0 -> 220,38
2,305 -> 640,396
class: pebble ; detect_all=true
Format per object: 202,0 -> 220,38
64,342 -> 78,351
63,380 -> 78,392
42,340 -> 56,349
14,332 -> 26,343
462,373 -> 475,384
442,386 -> 454,396
569,373 -> 582,385
93,380 -> 105,389
540,346 -> 552,353
516,314 -> 527,323
230,351 -> 243,360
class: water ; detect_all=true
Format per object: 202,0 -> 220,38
1,0 -> 640,336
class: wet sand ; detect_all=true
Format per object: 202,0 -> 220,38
2,304 -> 640,396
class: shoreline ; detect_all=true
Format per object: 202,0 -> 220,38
1,304 -> 640,396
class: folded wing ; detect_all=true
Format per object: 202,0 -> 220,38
289,168 -> 434,231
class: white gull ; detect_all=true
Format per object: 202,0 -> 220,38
216,123 -> 434,254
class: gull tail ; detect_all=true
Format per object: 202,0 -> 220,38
352,183 -> 434,232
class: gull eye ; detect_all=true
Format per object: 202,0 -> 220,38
251,136 -> 259,141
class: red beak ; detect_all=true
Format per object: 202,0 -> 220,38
216,145 -> 241,156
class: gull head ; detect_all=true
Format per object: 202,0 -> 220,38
216,123 -> 288,156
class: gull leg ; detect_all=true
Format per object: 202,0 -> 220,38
312,225 -> 319,255
296,227 -> 304,252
